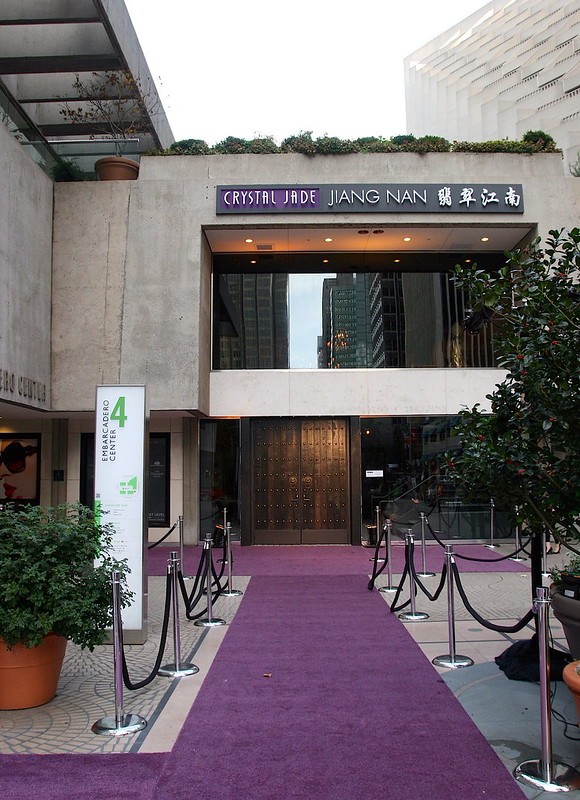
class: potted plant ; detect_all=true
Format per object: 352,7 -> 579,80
0,502 -> 131,709
550,554 -> 580,659
59,71 -> 161,180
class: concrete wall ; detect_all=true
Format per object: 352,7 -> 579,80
0,121 -> 53,411
51,151 -> 579,416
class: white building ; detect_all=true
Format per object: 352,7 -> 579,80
404,0 -> 580,169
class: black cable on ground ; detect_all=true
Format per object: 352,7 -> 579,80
147,521 -> 178,550
425,518 -> 531,563
451,561 -> 535,633
121,569 -> 172,690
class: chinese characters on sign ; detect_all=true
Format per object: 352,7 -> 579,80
216,184 -> 524,214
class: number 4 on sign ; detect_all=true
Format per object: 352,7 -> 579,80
119,477 -> 138,496
111,396 -> 127,427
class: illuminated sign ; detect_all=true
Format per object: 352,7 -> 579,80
217,184 -> 524,214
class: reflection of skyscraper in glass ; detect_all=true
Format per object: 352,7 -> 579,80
321,274 -> 372,368
368,273 -> 406,367
218,274 -> 289,368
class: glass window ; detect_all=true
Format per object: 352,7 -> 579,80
199,419 -> 240,539
213,254 -> 500,370
361,416 -> 512,541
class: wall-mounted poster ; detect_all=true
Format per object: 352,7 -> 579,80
0,435 -> 41,503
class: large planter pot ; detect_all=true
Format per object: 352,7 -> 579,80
0,633 -> 67,709
94,156 -> 140,181
563,661 -> 580,722
551,586 -> 580,659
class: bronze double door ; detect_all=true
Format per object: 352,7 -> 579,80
251,418 -> 350,544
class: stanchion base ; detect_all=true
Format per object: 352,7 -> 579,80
378,585 -> 396,593
182,575 -> 194,581
417,571 -> 436,578
92,713 -> 147,737
158,662 -> 199,677
484,544 -> 499,549
194,618 -> 227,628
432,654 -> 474,669
221,589 -> 243,597
399,612 -> 429,621
509,556 -> 526,562
514,759 -> 580,792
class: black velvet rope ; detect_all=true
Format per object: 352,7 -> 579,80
179,541 -> 226,620
147,521 -> 178,550
121,568 -> 172,690
425,518 -> 531,563
451,561 -> 535,633
408,548 -> 447,603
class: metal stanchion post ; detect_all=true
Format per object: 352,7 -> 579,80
221,522 -> 243,598
510,505 -> 526,562
158,552 -> 199,677
542,527 -> 550,577
417,511 -> 435,578
369,505 -> 385,562
92,571 -> 147,736
379,518 -> 396,593
515,587 -> 580,792
179,514 -> 193,580
194,534 -> 226,628
484,497 -> 498,549
399,532 -> 429,621
432,546 -> 473,669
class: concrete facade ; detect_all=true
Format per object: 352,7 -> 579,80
2,144 -> 579,542
0,119 -> 52,413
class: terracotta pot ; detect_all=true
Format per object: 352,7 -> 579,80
0,633 -> 67,709
94,156 -> 140,181
563,660 -> 580,722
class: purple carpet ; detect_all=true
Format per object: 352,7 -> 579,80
0,753 -> 166,800
152,575 -> 525,800
148,542 -> 529,577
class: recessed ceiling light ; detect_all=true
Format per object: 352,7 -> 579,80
324,237 -> 333,243
403,236 -> 411,242
394,258 -> 401,263
245,238 -> 254,243
480,236 -> 490,242
372,229 -> 384,235
250,259 -> 257,264
322,258 -> 329,263
358,230 -> 369,235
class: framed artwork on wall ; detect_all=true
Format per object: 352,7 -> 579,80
0,435 -> 41,503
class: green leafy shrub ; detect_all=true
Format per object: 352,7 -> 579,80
249,137 -> 280,154
0,503 -> 132,649
169,138 -> 211,155
214,136 -> 249,154
314,136 -> 360,155
280,132 -> 317,156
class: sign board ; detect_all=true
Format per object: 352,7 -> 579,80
94,385 -> 147,641
366,470 -> 384,478
216,183 -> 524,214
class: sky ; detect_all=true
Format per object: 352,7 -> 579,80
123,0 -> 492,147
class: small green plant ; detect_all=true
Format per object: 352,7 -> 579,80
0,503 -> 132,649
50,157 -> 87,182
550,554 -> 580,586
570,151 -> 580,177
